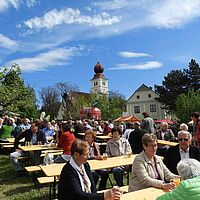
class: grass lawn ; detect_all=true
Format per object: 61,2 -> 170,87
0,154 -> 49,200
0,153 -> 127,199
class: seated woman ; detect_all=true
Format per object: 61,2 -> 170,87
58,139 -> 121,200
84,129 -> 109,190
129,133 -> 176,192
106,127 -> 132,186
54,123 -> 75,163
156,122 -> 175,156
156,158 -> 200,200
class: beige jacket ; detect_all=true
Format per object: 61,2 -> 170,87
129,151 -> 175,192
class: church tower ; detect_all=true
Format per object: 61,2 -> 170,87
90,61 -> 108,96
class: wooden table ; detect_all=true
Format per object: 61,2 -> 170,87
7,137 -> 25,143
121,187 -> 165,200
157,139 -> 178,146
19,145 -> 57,152
40,154 -> 136,199
40,154 -> 136,177
96,135 -> 112,140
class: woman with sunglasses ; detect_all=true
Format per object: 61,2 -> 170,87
129,133 -> 176,192
163,130 -> 200,174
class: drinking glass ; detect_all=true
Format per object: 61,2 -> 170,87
171,176 -> 181,186
102,153 -> 108,160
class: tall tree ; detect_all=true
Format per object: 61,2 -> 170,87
155,70 -> 188,111
184,59 -> 200,91
40,86 -> 61,120
175,90 -> 200,122
0,64 -> 39,118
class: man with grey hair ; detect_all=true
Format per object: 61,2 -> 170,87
163,130 -> 200,174
156,158 -> 200,200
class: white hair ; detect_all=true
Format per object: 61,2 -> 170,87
177,130 -> 192,140
180,123 -> 188,131
177,158 -> 200,180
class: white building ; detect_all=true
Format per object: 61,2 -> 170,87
126,84 -> 167,120
90,61 -> 108,96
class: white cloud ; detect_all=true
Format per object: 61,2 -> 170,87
0,0 -> 19,11
26,0 -> 38,8
92,0 -> 200,30
0,34 -> 18,49
119,51 -> 151,58
23,8 -> 120,30
109,61 -> 162,70
7,47 -> 82,72
148,0 -> 200,28
0,0 -> 38,12
92,0 -> 140,10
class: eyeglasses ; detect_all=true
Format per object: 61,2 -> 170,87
178,138 -> 189,142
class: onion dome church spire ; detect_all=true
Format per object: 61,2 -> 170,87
90,60 -> 108,96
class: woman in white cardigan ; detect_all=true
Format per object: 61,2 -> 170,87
129,133 -> 176,192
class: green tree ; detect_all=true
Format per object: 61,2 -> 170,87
91,90 -> 126,120
175,90 -> 200,122
0,64 -> 39,118
155,69 -> 188,111
155,59 -> 200,112
184,59 -> 200,91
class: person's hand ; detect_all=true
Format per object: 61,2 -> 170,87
161,182 -> 176,192
112,186 -> 122,200
95,155 -> 103,160
104,187 -> 122,200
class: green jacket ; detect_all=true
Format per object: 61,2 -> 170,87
156,176 -> 200,200
0,125 -> 13,140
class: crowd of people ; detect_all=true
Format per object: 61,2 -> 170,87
0,111 -> 200,200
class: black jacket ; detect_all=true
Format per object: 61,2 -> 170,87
163,144 -> 200,174
58,162 -> 104,200
14,128 -> 46,149
128,128 -> 147,154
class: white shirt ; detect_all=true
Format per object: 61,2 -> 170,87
69,157 -> 91,192
179,147 -> 190,160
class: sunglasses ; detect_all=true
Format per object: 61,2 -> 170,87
178,138 -> 189,142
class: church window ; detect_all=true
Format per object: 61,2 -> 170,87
148,94 -> 151,98
136,95 -> 140,99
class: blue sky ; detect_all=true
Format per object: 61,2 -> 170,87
1,0 -> 200,103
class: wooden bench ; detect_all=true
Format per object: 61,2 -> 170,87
37,176 -> 59,200
1,144 -> 14,148
40,151 -> 63,157
25,165 -> 42,187
25,165 -> 41,173
41,149 -> 63,154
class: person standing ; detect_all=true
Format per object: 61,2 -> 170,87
140,112 -> 156,133
191,112 -> 200,147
